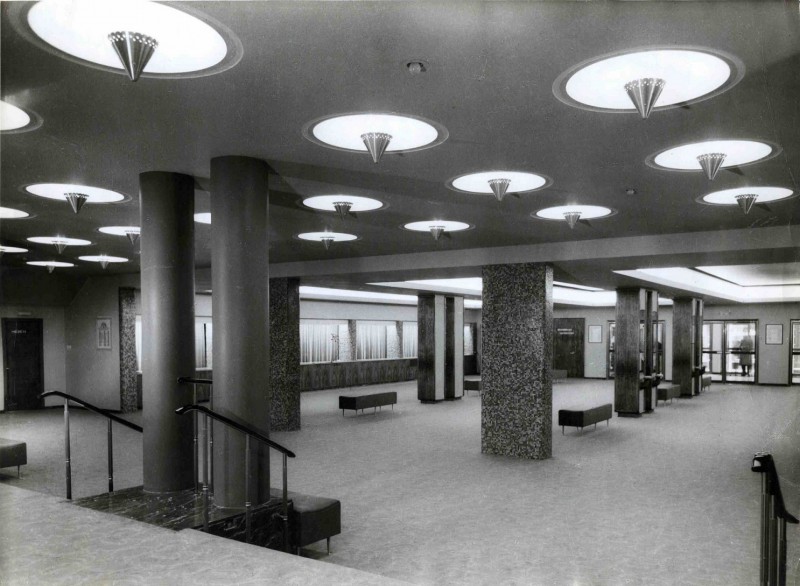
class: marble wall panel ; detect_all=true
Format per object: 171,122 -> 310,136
481,263 -> 552,460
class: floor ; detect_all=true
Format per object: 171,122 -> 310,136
2,379 -> 799,585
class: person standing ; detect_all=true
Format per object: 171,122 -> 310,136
740,329 -> 754,376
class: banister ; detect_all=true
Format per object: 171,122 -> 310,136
175,404 -> 295,458
752,453 -> 799,524
41,391 -> 143,433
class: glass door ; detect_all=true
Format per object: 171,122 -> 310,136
607,321 -> 615,379
791,320 -> 800,385
702,321 -> 724,381
725,321 -> 757,383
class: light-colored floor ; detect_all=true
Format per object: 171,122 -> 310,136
2,380 -> 799,585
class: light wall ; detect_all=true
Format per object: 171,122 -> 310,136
0,305 -> 67,411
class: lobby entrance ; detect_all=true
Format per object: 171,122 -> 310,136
702,320 -> 758,384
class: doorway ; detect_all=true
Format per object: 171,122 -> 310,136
2,318 -> 44,411
553,318 -> 584,378
702,320 -> 758,384
791,320 -> 800,385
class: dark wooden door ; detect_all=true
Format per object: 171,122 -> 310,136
2,318 -> 44,411
553,318 -> 585,378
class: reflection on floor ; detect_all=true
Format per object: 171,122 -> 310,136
1,379 -> 799,585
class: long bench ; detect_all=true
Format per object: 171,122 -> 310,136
339,391 -> 397,416
271,489 -> 341,555
464,377 -> 482,395
553,369 -> 568,383
558,404 -> 612,435
656,383 -> 680,405
701,374 -> 712,392
0,438 -> 27,478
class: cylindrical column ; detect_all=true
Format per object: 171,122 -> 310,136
140,171 -> 196,493
211,156 -> 270,508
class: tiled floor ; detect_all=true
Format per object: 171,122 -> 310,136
1,380 -> 799,585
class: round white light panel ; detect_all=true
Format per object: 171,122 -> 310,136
302,195 -> 383,212
534,205 -> 614,220
1,100 -> 31,131
0,245 -> 28,253
28,236 -> 91,246
297,232 -> 358,242
99,226 -> 140,236
563,49 -> 734,111
27,0 -> 228,75
404,220 -> 470,233
79,255 -> 129,264
27,261 -> 74,268
26,183 -> 125,204
194,213 -> 211,224
700,187 -> 794,206
0,207 -> 30,219
449,171 -> 548,194
651,140 -> 775,170
308,113 -> 445,152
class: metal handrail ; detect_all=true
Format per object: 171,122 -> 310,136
40,391 -> 142,500
176,404 -> 295,549
752,453 -> 798,586
178,377 -> 214,494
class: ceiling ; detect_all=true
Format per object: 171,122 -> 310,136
1,1 -> 798,305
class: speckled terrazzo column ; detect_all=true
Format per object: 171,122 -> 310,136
269,277 -> 300,432
481,263 -> 553,459
118,287 -> 138,413
347,320 -> 357,360
211,156 -> 270,508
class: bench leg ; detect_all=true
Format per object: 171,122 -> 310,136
327,537 -> 331,555
594,423 -> 597,430
561,426 -> 564,435
18,465 -> 21,478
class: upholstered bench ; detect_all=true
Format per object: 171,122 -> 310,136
339,391 -> 396,416
464,377 -> 482,395
0,438 -> 27,478
553,369 -> 568,383
558,404 -> 612,435
701,374 -> 712,392
272,489 -> 341,555
656,383 -> 680,405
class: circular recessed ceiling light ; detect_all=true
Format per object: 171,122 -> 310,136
303,112 -> 448,162
699,186 -> 795,214
0,245 -> 28,254
25,183 -> 126,215
448,171 -> 551,201
553,47 -> 743,115
302,195 -> 383,218
647,140 -> 778,174
27,260 -> 74,272
533,205 -> 615,229
297,231 -> 358,250
28,236 -> 91,254
0,206 -> 31,219
79,255 -> 129,269
20,0 -> 240,79
194,213 -> 211,224
404,220 -> 470,241
1,100 -> 32,131
99,225 -> 140,245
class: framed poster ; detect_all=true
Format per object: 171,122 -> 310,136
97,317 -> 112,350
765,324 -> 783,345
588,325 -> 603,344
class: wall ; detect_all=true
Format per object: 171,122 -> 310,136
0,305 -> 67,411
301,300 -> 418,321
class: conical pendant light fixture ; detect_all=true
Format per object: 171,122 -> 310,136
108,31 -> 158,82
321,236 -> 335,250
624,78 -> 665,119
361,132 -> 392,163
429,226 -> 445,241
53,239 -> 68,254
488,178 -> 511,202
98,256 -> 110,269
125,230 -> 140,246
697,153 -> 726,180
735,193 -> 758,214
563,211 -> 582,229
333,201 -> 353,219
47,265 -> 56,274
65,192 -> 89,214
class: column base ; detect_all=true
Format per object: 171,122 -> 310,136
616,412 -> 642,418
420,399 -> 443,404
444,396 -> 463,401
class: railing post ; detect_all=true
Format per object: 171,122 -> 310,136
245,434 -> 252,544
107,419 -> 114,493
777,517 -> 787,586
768,495 -> 778,585
760,474 -> 769,585
193,383 -> 199,494
202,412 -> 210,533
64,399 -> 72,500
283,453 -> 289,553
209,387 -> 214,494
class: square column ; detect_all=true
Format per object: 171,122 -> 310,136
481,263 -> 553,460
673,297 -> 704,397
418,294 -> 446,402
614,288 -> 658,417
269,278 -> 300,431
445,296 -> 464,400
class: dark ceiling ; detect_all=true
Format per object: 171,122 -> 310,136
1,1 -> 798,300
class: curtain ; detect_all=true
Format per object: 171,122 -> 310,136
402,322 -> 418,358
357,323 -> 387,360
300,323 -> 339,363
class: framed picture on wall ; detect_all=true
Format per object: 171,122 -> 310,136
97,317 -> 112,350
765,324 -> 783,345
588,325 -> 603,344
